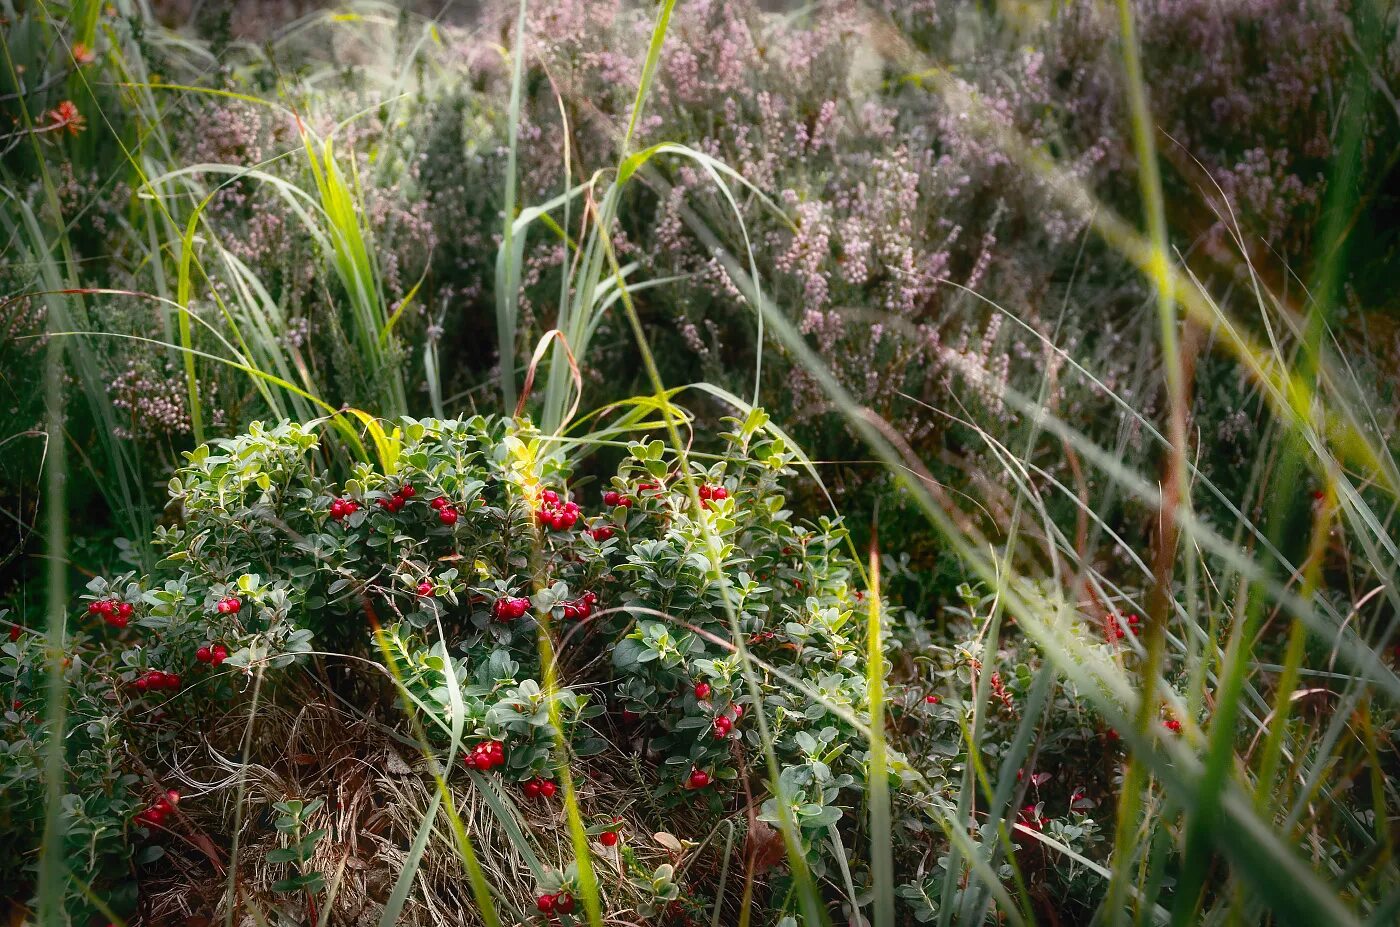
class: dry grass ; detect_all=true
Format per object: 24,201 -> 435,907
139,675 -> 745,926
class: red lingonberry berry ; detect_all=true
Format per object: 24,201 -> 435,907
538,780 -> 557,799
510,597 -> 529,619
712,486 -> 728,501
554,893 -> 575,914
211,645 -> 228,665
698,484 -> 712,501
602,490 -> 620,507
589,525 -> 614,541
429,497 -> 447,510
134,676 -> 150,691
117,602 -> 134,619
713,715 -> 732,737
925,694 -> 941,704
399,484 -> 415,498
536,894 -> 555,914
108,613 -> 129,629
87,602 -> 102,615
165,673 -> 181,690
694,681 -> 711,700
523,779 -> 542,799
541,489 -> 559,504
389,495 -> 405,513
600,830 -> 619,847
621,708 -> 639,724
563,603 -> 579,620
1163,719 -> 1182,733
196,646 -> 212,663
417,581 -> 434,597
687,769 -> 711,789
438,506 -> 459,526
7,626 -> 18,642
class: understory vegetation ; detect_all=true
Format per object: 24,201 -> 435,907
2,1 -> 1399,925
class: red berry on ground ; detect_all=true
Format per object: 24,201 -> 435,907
536,894 -> 555,914
694,681 -> 711,700
523,779 -> 542,798
600,830 -> 619,847
554,893 -> 574,914
538,780 -> 557,799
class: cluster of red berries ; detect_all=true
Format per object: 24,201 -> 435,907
87,599 -> 134,628
536,891 -> 575,915
711,701 -> 743,739
686,769 -> 712,789
697,483 -> 728,509
522,777 -> 558,799
376,483 -> 417,513
135,789 -> 180,828
429,496 -> 459,525
1105,612 -> 1141,642
600,490 -> 634,509
464,740 -> 506,771
328,496 -> 362,521
215,597 -> 242,615
536,490 -> 580,531
561,591 -> 598,620
195,644 -> 229,665
587,524 -> 615,541
134,670 -> 180,692
492,596 -> 531,621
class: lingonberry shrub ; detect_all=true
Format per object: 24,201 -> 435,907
60,409 -> 897,909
